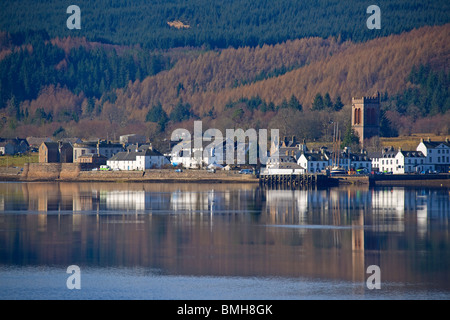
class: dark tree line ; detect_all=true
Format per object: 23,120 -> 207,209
1,0 -> 449,50
0,36 -> 171,110
388,64 -> 449,117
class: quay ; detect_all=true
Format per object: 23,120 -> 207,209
259,173 -> 338,189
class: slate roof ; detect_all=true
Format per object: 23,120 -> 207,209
399,150 -> 425,158
421,140 -> 450,149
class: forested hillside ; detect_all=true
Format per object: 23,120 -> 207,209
0,1 -> 449,149
0,24 -> 448,147
1,0 -> 449,49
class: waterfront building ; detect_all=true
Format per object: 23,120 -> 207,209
416,138 -> 450,173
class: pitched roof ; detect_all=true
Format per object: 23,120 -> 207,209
108,151 -> 139,161
43,142 -> 59,150
399,150 -> 425,158
421,140 -> 450,149
301,152 -> 329,161
27,137 -> 52,147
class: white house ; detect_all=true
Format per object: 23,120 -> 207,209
263,154 -> 306,175
416,138 -> 450,173
170,137 -> 254,169
371,148 -> 397,173
297,150 -> 330,173
107,147 -> 169,171
371,147 -> 430,174
136,147 -> 170,169
395,149 -> 429,174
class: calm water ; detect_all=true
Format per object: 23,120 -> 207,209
0,182 -> 449,300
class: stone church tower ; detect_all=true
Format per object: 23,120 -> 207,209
351,92 -> 380,147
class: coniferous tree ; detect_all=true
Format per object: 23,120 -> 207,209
312,93 -> 324,111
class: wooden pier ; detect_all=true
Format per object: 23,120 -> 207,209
259,173 -> 337,189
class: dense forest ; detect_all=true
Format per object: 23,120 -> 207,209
0,1 -> 449,151
1,0 -> 449,49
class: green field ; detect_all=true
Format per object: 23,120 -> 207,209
0,153 -> 38,167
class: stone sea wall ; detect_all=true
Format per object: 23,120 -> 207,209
16,163 -> 259,183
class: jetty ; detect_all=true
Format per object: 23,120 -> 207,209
259,173 -> 338,189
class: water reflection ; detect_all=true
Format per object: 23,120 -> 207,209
0,182 -> 449,295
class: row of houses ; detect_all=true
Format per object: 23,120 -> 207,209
7,132 -> 450,174
265,136 -> 450,175
36,134 -> 170,171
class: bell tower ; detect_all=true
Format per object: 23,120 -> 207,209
351,92 -> 380,147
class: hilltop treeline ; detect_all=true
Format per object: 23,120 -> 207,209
1,0 -> 449,49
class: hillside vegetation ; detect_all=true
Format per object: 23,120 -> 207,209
0,23 -> 449,150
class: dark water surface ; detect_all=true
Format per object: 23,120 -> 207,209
0,182 -> 449,300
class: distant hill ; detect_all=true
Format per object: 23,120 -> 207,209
114,24 -> 449,118
1,0 -> 449,49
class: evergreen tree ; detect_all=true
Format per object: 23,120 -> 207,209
312,93 -> 324,111
288,94 -> 302,111
323,93 -> 333,109
146,101 -> 169,131
334,96 -> 344,111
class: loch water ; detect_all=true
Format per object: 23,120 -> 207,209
0,182 -> 449,300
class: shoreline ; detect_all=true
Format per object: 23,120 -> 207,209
0,165 -> 449,187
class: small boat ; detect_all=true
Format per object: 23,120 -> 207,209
330,167 -> 346,175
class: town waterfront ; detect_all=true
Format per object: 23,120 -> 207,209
0,182 -> 449,300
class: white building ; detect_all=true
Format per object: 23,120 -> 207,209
395,150 -> 428,174
371,148 -> 430,174
107,147 -> 169,171
170,137 -> 253,169
416,138 -> 450,173
297,150 -> 330,173
263,155 -> 306,175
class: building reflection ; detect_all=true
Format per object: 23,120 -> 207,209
0,182 -> 448,285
